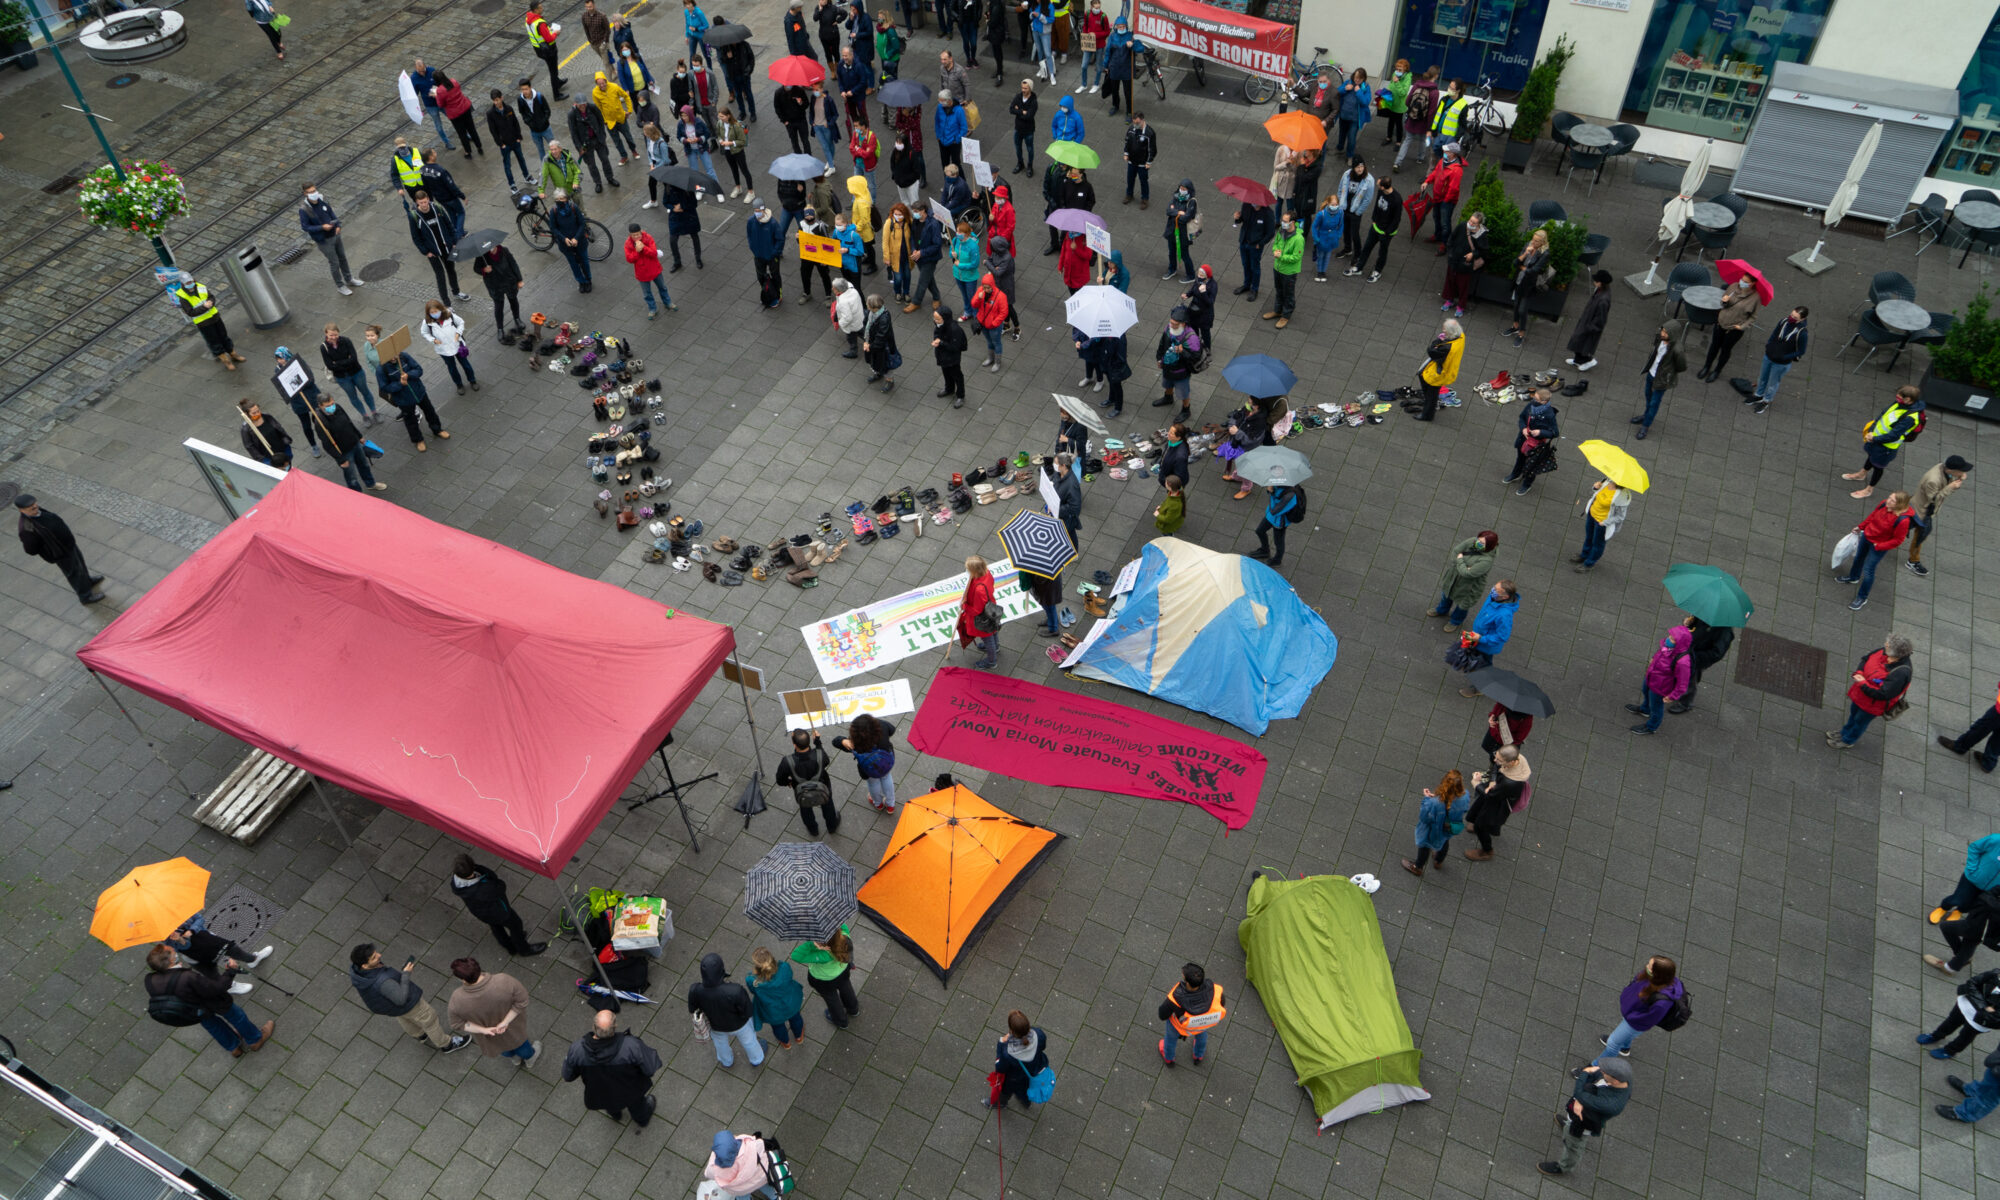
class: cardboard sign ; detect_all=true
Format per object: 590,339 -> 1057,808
928,198 -> 954,228
275,359 -> 310,397
972,159 -> 994,188
1085,222 -> 1111,258
960,137 -> 982,164
721,658 -> 765,691
376,324 -> 412,359
799,230 -> 843,265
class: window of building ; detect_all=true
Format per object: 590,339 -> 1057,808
1935,10 -> 2000,184
1621,0 -> 1834,143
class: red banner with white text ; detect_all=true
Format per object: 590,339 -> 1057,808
1132,0 -> 1295,84
908,667 -> 1267,829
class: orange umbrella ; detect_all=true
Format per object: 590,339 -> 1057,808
1264,110 -> 1327,153
91,857 -> 211,950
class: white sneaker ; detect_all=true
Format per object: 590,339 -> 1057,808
347,279 -> 364,288
729,186 -> 743,198
1078,375 -> 1091,386
642,200 -> 656,209
1089,84 -> 1099,93
1564,357 -> 1578,366
1368,271 -> 1380,283
1578,359 -> 1598,372
1074,84 -> 1085,93
1092,380 -> 1103,392
229,981 -> 253,995
249,945 -> 274,967
337,285 -> 353,296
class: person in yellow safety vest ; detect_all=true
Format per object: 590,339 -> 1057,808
524,0 -> 569,100
1049,0 -> 1071,61
1843,383 -> 1927,500
1429,78 -> 1472,162
172,275 -> 246,370
1156,963 -> 1225,1067
391,137 -> 426,196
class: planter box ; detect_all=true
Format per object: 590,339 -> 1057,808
1920,367 -> 2000,422
1473,271 -> 1573,321
4,38 -> 36,70
1501,138 -> 1535,173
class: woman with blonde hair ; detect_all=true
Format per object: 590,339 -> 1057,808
956,555 -> 1000,669
790,925 -> 859,1029
1402,769 -> 1468,877
746,947 -> 807,1048
1505,227 -> 1551,347
882,202 -> 917,301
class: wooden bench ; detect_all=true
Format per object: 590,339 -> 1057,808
193,749 -> 309,844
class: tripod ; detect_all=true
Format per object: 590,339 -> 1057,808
625,733 -> 708,852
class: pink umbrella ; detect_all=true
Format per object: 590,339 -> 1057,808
1715,259 -> 1773,305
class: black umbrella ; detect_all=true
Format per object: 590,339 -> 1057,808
649,164 -> 723,194
450,228 -> 506,261
876,79 -> 930,109
1461,668 -> 1556,717
745,842 -> 858,941
704,20 -> 752,44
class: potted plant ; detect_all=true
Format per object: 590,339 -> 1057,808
0,1 -> 37,71
1922,285 -> 2000,420
1503,34 -> 1574,172
75,160 -> 190,240
1464,160 -> 1524,307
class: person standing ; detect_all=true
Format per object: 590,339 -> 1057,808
472,241 -> 526,339
1436,208 -> 1485,316
580,0 -> 612,65
549,189 -> 594,291
861,293 -> 898,390
1152,474 -> 1184,534
523,0 -> 570,99
1399,65 -> 1438,169
173,273 -> 246,372
517,80 -> 557,158
1249,483 -> 1302,569
1594,956 -> 1683,1061
956,553 -> 1001,667
1076,0 -> 1107,91
1231,198 -> 1273,301
1829,632 -> 1914,749
14,495 -> 104,605
688,953 -> 764,1067
747,947 -> 808,1049
1418,141 -> 1462,246
1309,193 -> 1346,281
970,272 -> 1008,372
237,400 -> 294,469
1749,305 -> 1809,414
1696,274 -> 1759,382
1333,158 -> 1374,266
791,925 -> 860,1028
487,89 -> 532,187
930,303 -> 969,406
1450,580 -> 1519,695
447,957 -> 541,1066
935,88 -> 969,173
1563,269 -> 1612,370
591,71 -> 639,165
796,205 -> 835,302
420,302 -> 478,395
376,339 -> 449,452
562,1010 -> 662,1126
1461,745 -> 1528,860
705,1131 -> 781,1199
1538,1059 -> 1631,1177
568,98 -> 621,191
666,178 -> 707,269
1119,111 -> 1156,207
1156,963 -> 1224,1067
1572,474 -> 1633,572
684,0 -> 714,65
319,323 -> 380,425
306,394 -> 384,493
1262,211 -> 1304,328
1400,768 -> 1468,876
406,192 -> 468,305
1334,67 -> 1373,160
1929,836 -> 2000,977
1938,680 -> 2000,775
1343,174 -> 1398,283
1158,422 -> 1189,487
1626,623 -> 1693,735
776,730 -> 841,835
1834,492 -> 1917,611
617,223 -> 670,321
1052,454 -> 1082,544
1008,79 -> 1041,174
1480,703 -> 1531,762
1412,317 -> 1462,421
1630,320 -> 1687,441
143,943 -> 273,1057
748,201 -> 785,306
1842,385 -> 1927,500
297,183 -> 361,296
984,1010 -> 1050,1110
449,855 -> 547,956
1431,530 -> 1496,629
1100,18 -> 1136,113
418,150 -> 470,240
433,74 -> 485,157
834,713 -> 898,811
1667,616 -> 1735,714
1907,455 -> 1971,577
348,945 -> 472,1054
1502,227 -> 1549,346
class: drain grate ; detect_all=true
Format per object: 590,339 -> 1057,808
1733,628 -> 1828,708
106,73 -> 140,88
41,172 -> 84,195
271,244 -> 312,266
203,883 -> 288,949
357,257 -> 401,282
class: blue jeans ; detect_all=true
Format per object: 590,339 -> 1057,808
1431,200 -> 1455,242
1756,356 -> 1793,402
500,1037 -> 536,1061
1125,162 -> 1149,201
426,105 -> 455,148
1162,1023 -> 1207,1062
560,244 -> 592,286
1596,1018 -> 1643,1063
1838,543 -> 1888,602
982,325 -> 1003,357
640,277 -> 672,312
439,352 -> 476,388
1312,243 -> 1333,275
1639,382 -> 1667,427
814,125 -> 841,165
711,1019 -> 764,1066
1578,516 -> 1607,566
685,147 -> 716,179
1956,1065 -> 2000,1121
890,265 -> 909,296
199,1003 -> 263,1052
1432,593 -> 1467,624
779,207 -> 803,243
1636,685 -> 1666,732
1239,243 -> 1262,292
529,128 -> 551,159
336,443 -> 379,490
864,772 -> 896,809
974,634 -> 998,667
332,372 -> 376,416
1837,700 -> 1876,747
957,277 -> 977,310
1033,30 -> 1053,76
1014,129 -> 1034,171
688,35 -> 712,66
1337,118 -> 1359,160
727,72 -> 757,120
1041,602 -> 1060,634
768,1012 -> 806,1045
1079,49 -> 1100,87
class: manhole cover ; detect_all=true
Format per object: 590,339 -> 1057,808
203,883 -> 288,949
471,0 -> 504,11
1733,628 -> 1828,708
106,73 -> 140,88
357,257 -> 401,282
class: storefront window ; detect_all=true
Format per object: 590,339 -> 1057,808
1622,0 -> 1833,142
1936,10 -> 2000,184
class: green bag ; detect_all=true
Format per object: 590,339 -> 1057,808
760,1136 -> 796,1195
270,13 -> 291,28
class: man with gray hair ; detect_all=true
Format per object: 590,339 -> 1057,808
561,1009 -> 664,1127
1830,631 -> 1915,749
1539,1058 -> 1631,1176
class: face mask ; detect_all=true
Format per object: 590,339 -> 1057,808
306,191 -> 322,202
623,49 -> 632,57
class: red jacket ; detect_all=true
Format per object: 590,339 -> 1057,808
1081,10 -> 1111,46
989,189 -> 1016,244
956,571 -> 997,645
849,126 -> 879,170
1422,157 -> 1462,205
433,77 -> 473,120
971,275 -> 1008,328
1059,235 -> 1092,289
1856,502 -> 1916,550
1847,648 -> 1911,716
625,232 -> 662,282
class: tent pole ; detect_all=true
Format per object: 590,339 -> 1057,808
307,776 -> 357,848
562,884 -> 620,997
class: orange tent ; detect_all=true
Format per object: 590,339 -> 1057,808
856,784 -> 1063,982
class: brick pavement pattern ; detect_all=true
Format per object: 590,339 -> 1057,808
1,3 -> 1998,1198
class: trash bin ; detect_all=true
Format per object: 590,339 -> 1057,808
223,244 -> 288,329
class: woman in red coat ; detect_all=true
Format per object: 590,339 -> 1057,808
989,183 -> 1017,246
956,555 -> 1000,669
1835,491 -> 1914,612
431,77 -> 484,158
1058,232 -> 1092,293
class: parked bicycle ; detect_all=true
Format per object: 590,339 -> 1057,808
513,188 -> 613,262
1243,45 -> 1339,107
1140,45 -> 1168,102
1456,75 -> 1510,152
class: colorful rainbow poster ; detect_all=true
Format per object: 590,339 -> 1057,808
801,559 -> 1041,683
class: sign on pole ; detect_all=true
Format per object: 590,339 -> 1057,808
1085,222 -> 1112,258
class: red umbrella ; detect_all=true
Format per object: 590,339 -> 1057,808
1214,176 -> 1277,207
767,55 -> 826,86
1715,259 -> 1773,305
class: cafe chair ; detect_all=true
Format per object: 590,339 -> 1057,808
1885,194 -> 1949,256
1854,270 -> 1915,316
1954,191 -> 2000,267
1909,311 -> 1956,368
1664,262 -> 1711,318
1565,147 -> 1608,197
1527,200 -> 1568,227
1550,111 -> 1582,170
1837,310 -> 1907,374
1579,233 -> 1610,267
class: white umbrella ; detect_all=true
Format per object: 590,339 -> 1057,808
1064,285 -> 1138,339
1804,120 -> 1881,264
396,71 -> 423,125
1642,139 -> 1713,286
1053,392 -> 1108,437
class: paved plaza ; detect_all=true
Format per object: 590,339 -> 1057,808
2,2 -> 1999,1197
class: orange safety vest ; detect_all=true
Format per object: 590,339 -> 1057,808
1166,982 -> 1225,1036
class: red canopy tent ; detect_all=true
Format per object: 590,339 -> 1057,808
77,471 -> 734,878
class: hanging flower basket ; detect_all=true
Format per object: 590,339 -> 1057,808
76,161 -> 189,239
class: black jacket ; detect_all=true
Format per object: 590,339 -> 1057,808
1566,1072 -> 1629,1136
1122,123 -> 1157,167
569,103 -> 611,150
1446,220 -> 1488,271
890,142 -> 922,187
561,1030 -> 662,1111
813,1 -> 843,43
1466,774 -> 1523,833
1765,317 -> 1809,363
17,509 -> 77,563
1048,174 -> 1095,214
451,862 -> 515,924
1158,438 -> 1188,487
774,85 -> 809,126
687,953 -> 754,1030
1686,619 -> 1735,671
1370,188 -> 1403,234
310,403 -> 366,458
1053,470 -> 1082,534
1235,202 -> 1273,249
320,335 -> 364,380
486,102 -> 524,147
784,8 -> 813,55
932,314 -> 968,366
717,39 -> 755,81
774,742 -> 832,792
472,246 -> 523,296
516,89 -> 554,133
146,965 -> 238,1017
406,202 -> 458,257
241,411 -> 293,464
549,200 -> 590,246
1010,91 -> 1039,133
421,162 -> 466,207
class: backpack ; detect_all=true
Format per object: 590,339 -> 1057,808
790,753 -> 832,809
854,744 -> 895,779
1907,408 -> 1928,442
147,990 -> 206,1027
1655,986 -> 1693,1032
758,1135 -> 797,1195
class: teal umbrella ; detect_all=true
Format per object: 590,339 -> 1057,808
1662,564 -> 1754,627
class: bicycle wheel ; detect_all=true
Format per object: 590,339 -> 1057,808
1149,63 -> 1167,102
1480,103 -> 1508,140
516,209 -> 554,252
1242,74 -> 1278,104
584,219 -> 615,262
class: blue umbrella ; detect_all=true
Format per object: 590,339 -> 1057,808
769,153 -> 830,181
997,510 -> 1077,578
1222,353 -> 1297,397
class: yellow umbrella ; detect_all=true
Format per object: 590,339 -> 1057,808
1576,440 -> 1650,494
91,857 -> 211,950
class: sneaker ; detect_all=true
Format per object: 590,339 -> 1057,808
1565,356 -> 1578,366
228,981 -> 254,994
1368,271 -> 1380,283
1162,269 -> 1179,279
519,1040 -> 542,1066
1849,597 -> 1868,610
442,1034 -> 472,1054
1577,359 -> 1597,371
1343,266 -> 1362,277
1537,1163 -> 1566,1177
1907,562 -> 1930,576
1753,401 -> 1770,414
337,285 -> 353,296
642,200 -> 657,209
1598,1035 -> 1630,1057
1158,1038 -> 1174,1067
310,444 -> 322,457
347,279 -> 364,288
248,945 -> 274,967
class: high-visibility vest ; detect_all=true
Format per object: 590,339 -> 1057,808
1433,94 -> 1471,137
1051,0 -> 1070,18
1165,983 -> 1225,1036
393,148 -> 424,188
1868,402 -> 1920,450
174,284 -> 218,323
525,10 -> 553,46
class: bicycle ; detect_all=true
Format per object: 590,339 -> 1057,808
1243,45 -> 1338,107
513,188 -> 613,262
1456,75 -> 1509,152
1141,45 -> 1168,102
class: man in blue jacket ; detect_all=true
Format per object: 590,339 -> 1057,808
349,944 -> 471,1054
1100,20 -> 1140,114
1455,580 -> 1519,697
935,89 -> 968,172
548,189 -> 594,290
747,201 -> 785,306
297,181 -> 362,296
904,209 -> 945,311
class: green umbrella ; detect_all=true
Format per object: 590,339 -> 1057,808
1044,141 -> 1101,170
1662,564 -> 1754,627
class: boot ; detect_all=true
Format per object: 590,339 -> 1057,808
219,353 -> 237,371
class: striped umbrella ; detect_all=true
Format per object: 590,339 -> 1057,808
745,842 -> 858,941
997,509 -> 1077,577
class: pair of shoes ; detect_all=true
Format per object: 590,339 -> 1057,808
1825,731 -> 1852,749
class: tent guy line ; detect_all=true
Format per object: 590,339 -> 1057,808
392,738 -> 594,864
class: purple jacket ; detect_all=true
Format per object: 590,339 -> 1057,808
1643,626 -> 1693,700
1618,976 -> 1684,1031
